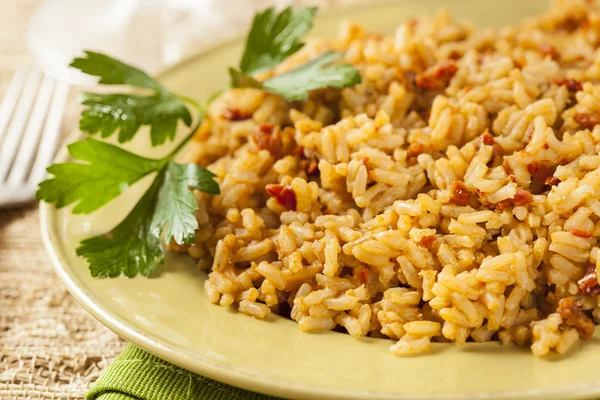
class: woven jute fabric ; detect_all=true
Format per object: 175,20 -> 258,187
0,206 -> 127,400
0,1 -> 360,399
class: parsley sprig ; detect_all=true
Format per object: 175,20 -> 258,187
72,52 -> 192,146
37,54 -> 217,277
38,6 -> 361,278
229,6 -> 361,101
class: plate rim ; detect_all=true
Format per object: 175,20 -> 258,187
38,1 -> 600,399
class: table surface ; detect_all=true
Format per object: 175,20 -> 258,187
0,1 -> 356,398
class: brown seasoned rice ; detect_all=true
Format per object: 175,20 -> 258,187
181,0 -> 600,356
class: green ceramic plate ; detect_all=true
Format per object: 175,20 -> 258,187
41,1 -> 600,399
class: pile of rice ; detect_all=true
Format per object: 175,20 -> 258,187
181,0 -> 600,356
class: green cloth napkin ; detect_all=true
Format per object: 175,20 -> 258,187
86,344 -> 283,400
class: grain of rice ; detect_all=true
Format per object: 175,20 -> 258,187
239,299 -> 271,319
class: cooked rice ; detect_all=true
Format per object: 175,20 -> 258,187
181,0 -> 600,356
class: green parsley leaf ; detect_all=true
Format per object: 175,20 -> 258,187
263,51 -> 361,100
70,51 -> 162,91
240,6 -> 317,75
231,51 -> 362,101
71,51 -> 192,146
151,163 -> 219,245
36,138 -> 162,214
79,92 -> 192,145
76,174 -> 165,278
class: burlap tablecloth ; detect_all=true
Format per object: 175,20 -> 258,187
0,1 -> 359,398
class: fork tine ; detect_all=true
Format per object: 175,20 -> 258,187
0,67 -> 27,146
0,69 -> 42,182
7,74 -> 57,185
29,80 -> 70,185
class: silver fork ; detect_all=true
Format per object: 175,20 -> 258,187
0,68 -> 70,207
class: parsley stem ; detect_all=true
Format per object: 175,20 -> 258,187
180,85 -> 230,114
162,113 -> 204,163
178,94 -> 202,112
164,86 -> 229,163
